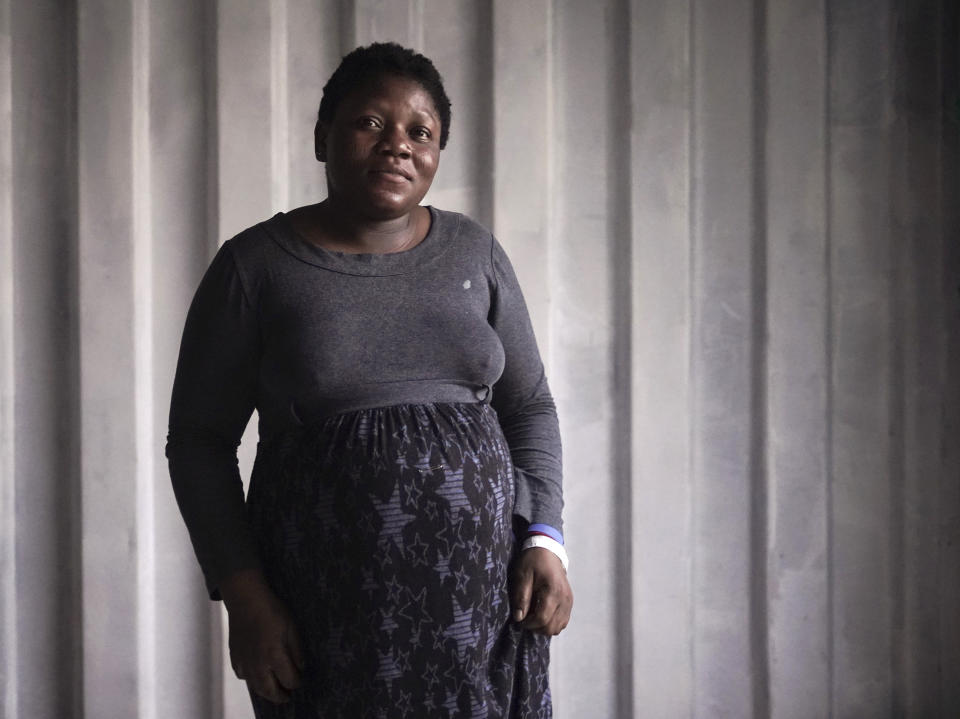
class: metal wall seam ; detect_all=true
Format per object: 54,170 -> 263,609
0,0 -> 17,712
132,0 -> 157,717
270,0 -> 289,214
628,0 -> 694,714
764,0 -> 832,716
77,0 -> 140,715
936,0 -> 960,709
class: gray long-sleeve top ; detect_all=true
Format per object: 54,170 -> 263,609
166,207 -> 564,598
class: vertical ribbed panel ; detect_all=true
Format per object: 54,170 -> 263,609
492,0 -> 552,351
628,1 -> 693,714
216,1 -> 272,241
148,1 -> 216,717
353,0 -> 423,50
77,0 -> 139,716
286,0 -> 340,210
550,1 -> 622,715
215,7 -> 272,716
891,3 -> 942,715
938,2 -> 960,709
893,5 -> 960,717
0,1 -> 15,717
691,0 -> 761,713
2,1 -> 959,717
764,2 -> 830,717
420,0 -> 493,224
8,1 -> 81,716
828,2 -> 895,714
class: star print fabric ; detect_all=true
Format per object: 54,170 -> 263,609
246,401 -> 551,718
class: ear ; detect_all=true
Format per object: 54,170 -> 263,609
314,121 -> 328,162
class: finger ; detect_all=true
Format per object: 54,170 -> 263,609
270,649 -> 302,692
510,567 -> 533,623
524,595 -> 560,634
555,587 -> 575,634
286,625 -> 306,672
542,577 -> 573,635
545,602 -> 570,636
524,581 -> 561,627
252,670 -> 290,704
550,610 -> 570,635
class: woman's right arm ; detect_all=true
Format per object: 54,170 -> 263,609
166,239 -> 262,600
166,239 -> 303,703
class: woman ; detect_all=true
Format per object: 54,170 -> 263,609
167,42 -> 572,718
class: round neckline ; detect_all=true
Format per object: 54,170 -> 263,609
266,205 -> 459,277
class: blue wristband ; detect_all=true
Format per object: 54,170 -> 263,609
527,523 -> 564,545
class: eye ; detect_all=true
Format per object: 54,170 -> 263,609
411,126 -> 433,141
358,116 -> 381,129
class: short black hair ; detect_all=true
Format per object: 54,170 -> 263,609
316,42 -> 452,150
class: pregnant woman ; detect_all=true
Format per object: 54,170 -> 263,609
167,42 -> 572,718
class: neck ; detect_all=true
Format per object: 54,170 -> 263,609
316,199 -> 422,253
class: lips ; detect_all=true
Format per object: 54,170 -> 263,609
369,167 -> 412,181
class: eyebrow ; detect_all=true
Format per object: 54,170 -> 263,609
357,100 -> 439,124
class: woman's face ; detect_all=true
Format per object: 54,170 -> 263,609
318,73 -> 441,221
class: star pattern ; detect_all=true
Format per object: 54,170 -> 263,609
434,512 -> 466,555
376,648 -> 402,682
434,548 -> 453,581
453,566 -> 471,593
446,596 -> 476,661
406,532 -> 431,567
405,586 -> 434,637
467,536 -> 483,564
442,688 -> 462,714
401,480 -> 423,507
423,662 -> 440,690
370,484 -> 417,549
396,689 -> 412,717
245,402 -> 551,719
379,607 -> 399,639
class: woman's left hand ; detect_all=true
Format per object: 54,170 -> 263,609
508,547 -> 573,636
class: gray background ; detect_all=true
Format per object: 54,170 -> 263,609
1,0 -> 958,717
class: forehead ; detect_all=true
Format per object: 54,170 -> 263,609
337,73 -> 439,120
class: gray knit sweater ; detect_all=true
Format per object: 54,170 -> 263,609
166,206 -> 563,597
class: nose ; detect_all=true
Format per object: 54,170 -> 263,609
377,125 -> 411,158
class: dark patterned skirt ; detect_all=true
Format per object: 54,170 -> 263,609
246,402 -> 551,718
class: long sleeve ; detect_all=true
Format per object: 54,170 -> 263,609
488,237 -> 564,532
166,240 -> 261,599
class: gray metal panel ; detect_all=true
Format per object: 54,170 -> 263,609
828,2 -> 896,713
7,1 -> 81,717
77,0 -> 140,715
148,0 -> 217,717
890,2 -> 944,715
492,0 -> 552,354
765,1 -> 830,716
691,0 -> 759,714
420,0 -> 493,225
2,1 -> 958,717
0,3 -> 14,715
629,0 -> 695,714
550,2 -> 623,715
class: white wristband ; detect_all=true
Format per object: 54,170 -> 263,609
521,535 -> 569,572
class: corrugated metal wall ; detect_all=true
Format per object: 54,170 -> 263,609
2,1 -> 958,717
